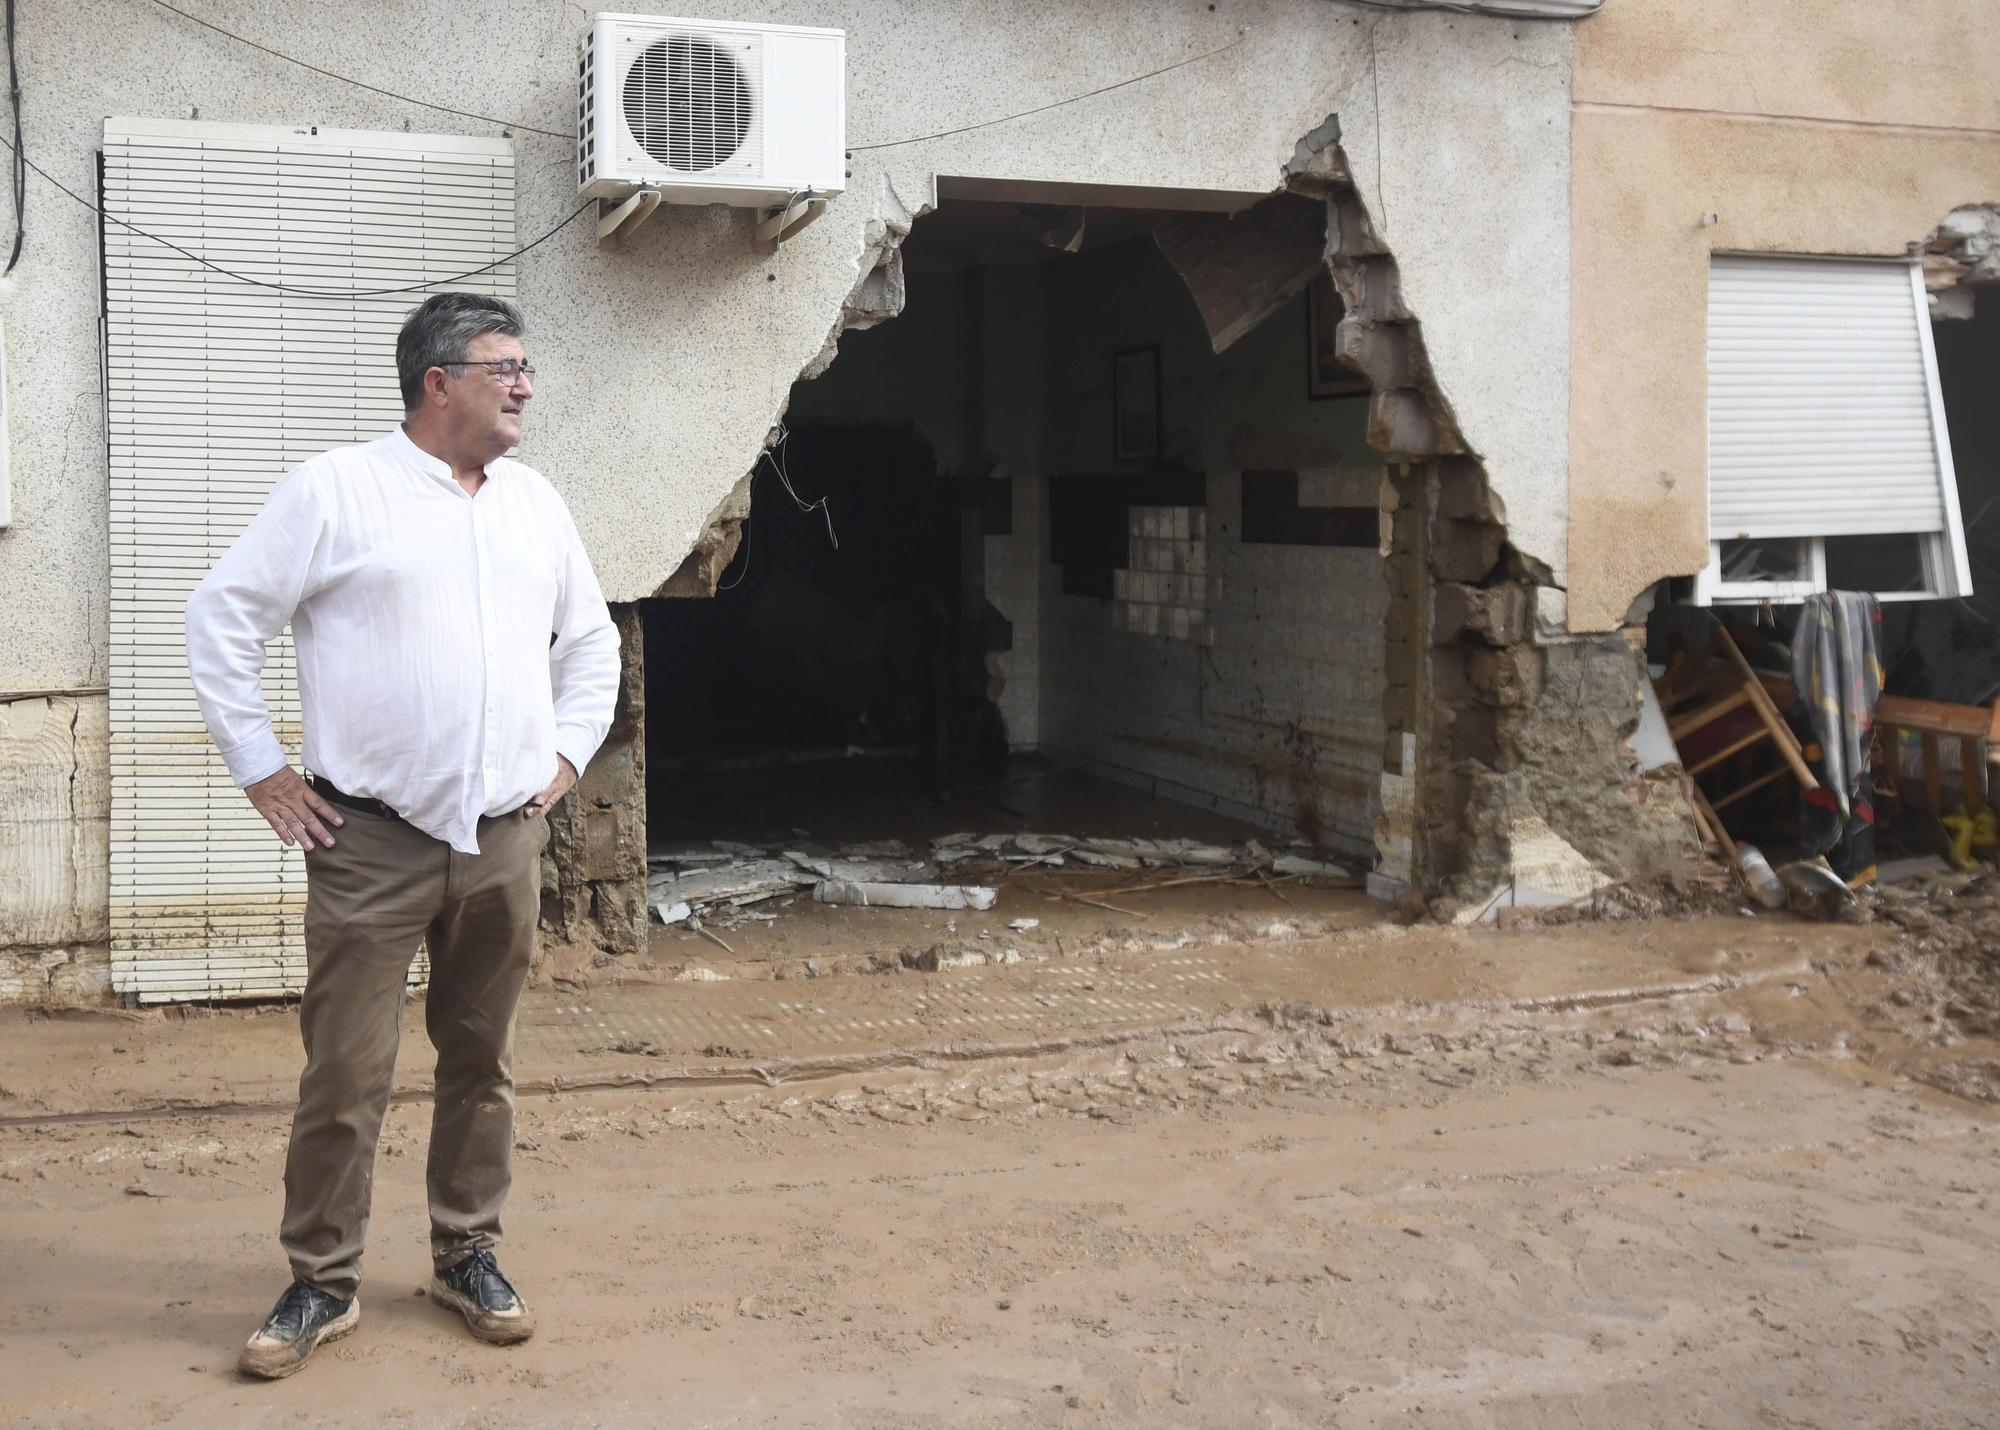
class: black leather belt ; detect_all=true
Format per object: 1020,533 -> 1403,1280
306,775 -> 399,821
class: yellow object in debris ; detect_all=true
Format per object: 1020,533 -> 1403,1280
1940,804 -> 1996,869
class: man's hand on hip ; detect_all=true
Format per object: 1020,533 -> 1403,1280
245,765 -> 344,850
525,756 -> 579,818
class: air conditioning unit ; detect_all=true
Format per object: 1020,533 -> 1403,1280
577,13 -> 846,208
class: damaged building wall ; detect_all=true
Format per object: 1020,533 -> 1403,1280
1565,0 -> 2000,632
1287,132 -> 1698,907
3,1 -> 1579,990
0,693 -> 110,1003
538,606 -> 649,975
1034,237 -> 1384,853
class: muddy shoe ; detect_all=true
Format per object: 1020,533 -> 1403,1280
238,1280 -> 359,1379
430,1247 -> 535,1345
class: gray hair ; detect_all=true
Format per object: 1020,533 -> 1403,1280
396,292 -> 527,410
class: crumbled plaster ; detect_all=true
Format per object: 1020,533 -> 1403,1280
1920,204 -> 2000,320
539,606 -> 649,972
0,943 -> 112,1006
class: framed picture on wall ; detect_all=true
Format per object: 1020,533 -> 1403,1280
1307,272 -> 1369,399
1112,345 -> 1162,463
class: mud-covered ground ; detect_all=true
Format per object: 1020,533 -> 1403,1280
6,885 -> 2000,1428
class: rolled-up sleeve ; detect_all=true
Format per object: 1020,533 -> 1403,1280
185,469 -> 327,788
546,496 -> 620,778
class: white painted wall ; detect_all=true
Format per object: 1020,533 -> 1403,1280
0,0 -> 1571,964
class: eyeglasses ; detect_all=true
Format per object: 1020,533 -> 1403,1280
442,358 -> 536,387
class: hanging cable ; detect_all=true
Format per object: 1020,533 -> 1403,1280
136,0 -> 568,139
848,35 -> 1246,153
765,422 -> 837,550
0,130 -> 587,296
3,0 -> 23,276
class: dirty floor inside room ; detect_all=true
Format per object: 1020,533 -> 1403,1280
635,755 -> 1379,981
9,876 -> 2000,1427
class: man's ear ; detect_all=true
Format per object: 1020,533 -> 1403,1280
423,366 -> 452,409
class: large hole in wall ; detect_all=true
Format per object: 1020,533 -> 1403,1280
634,194 -> 1394,967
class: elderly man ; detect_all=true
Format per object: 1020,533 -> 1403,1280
186,292 -> 620,1379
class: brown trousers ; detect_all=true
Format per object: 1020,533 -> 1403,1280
281,803 -> 547,1298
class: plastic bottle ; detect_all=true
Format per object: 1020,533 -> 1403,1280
1735,844 -> 1786,910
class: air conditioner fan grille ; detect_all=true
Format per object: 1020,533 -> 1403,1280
623,32 -> 758,174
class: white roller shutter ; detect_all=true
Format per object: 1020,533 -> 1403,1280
104,117 -> 517,1003
1707,255 -> 1964,549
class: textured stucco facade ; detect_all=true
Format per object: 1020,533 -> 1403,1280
1565,0 -> 2000,631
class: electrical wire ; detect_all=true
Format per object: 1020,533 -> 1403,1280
765,422 -> 837,550
0,129 -> 587,296
848,35 -> 1246,152
715,424 -> 839,593
3,0 -> 22,276
137,0 -> 569,139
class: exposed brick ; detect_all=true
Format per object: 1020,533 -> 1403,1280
1468,645 -> 1545,708
1430,518 -> 1505,584
1367,388 -> 1443,457
1448,704 -> 1500,766
1433,582 -> 1530,647
1429,648 -> 1474,709
1433,458 -> 1493,521
1334,319 -> 1413,391
1383,639 -> 1419,691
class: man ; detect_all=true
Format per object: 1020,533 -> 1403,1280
186,292 -> 620,1379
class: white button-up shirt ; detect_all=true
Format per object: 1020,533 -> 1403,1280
186,426 -> 621,854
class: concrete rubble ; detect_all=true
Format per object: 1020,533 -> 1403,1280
646,832 -> 1354,933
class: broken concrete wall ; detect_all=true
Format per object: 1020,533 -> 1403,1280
538,605 -> 647,978
0,692 -> 111,1003
1294,133 -> 1698,905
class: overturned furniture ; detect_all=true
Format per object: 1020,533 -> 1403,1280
1656,625 -> 1821,858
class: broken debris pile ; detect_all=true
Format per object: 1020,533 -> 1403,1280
646,832 -> 1353,932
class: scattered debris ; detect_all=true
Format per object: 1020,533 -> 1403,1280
1272,854 -> 1349,878
815,880 -> 998,912
1007,918 -> 1041,932
645,831 -> 1357,931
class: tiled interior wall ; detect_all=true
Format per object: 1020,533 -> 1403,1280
1113,506 -> 1209,642
1032,470 -> 1387,855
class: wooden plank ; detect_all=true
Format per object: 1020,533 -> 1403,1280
1667,686 -> 1754,741
1876,694 -> 1992,739
1710,764 -> 1791,812
1688,727 -> 1771,778
1712,627 -> 1821,791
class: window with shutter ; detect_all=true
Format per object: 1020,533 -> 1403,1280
1698,254 -> 1970,605
103,118 -> 518,1002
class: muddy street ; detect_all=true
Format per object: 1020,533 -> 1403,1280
6,900 -> 2000,1428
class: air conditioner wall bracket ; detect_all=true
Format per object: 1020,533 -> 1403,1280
597,187 -> 663,246
754,193 -> 828,254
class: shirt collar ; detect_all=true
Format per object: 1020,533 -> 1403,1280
388,425 -> 496,494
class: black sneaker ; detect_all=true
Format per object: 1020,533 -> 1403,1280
429,1247 -> 534,1344
238,1280 -> 359,1379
